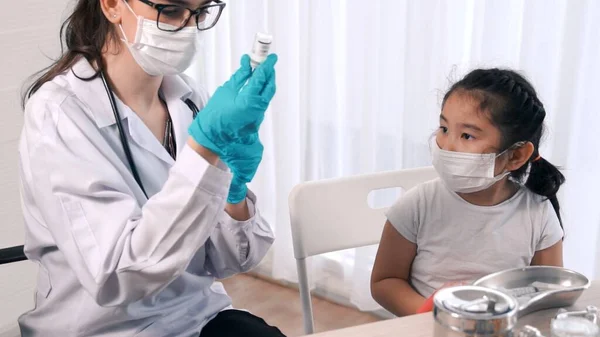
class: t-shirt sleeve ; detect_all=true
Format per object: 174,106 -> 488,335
384,185 -> 422,243
536,200 -> 564,251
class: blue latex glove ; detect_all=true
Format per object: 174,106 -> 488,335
224,133 -> 264,204
189,54 -> 277,157
189,53 -> 277,203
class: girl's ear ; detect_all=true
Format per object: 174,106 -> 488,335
506,141 -> 535,171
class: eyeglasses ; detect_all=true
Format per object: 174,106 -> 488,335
137,0 -> 226,32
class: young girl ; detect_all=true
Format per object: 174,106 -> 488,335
370,69 -> 565,317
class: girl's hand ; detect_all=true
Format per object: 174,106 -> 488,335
416,281 -> 472,314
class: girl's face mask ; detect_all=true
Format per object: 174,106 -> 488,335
431,138 -> 520,194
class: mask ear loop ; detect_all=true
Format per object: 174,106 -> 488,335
121,0 -> 137,16
119,0 -> 140,44
118,24 -> 130,44
494,141 -> 527,179
497,141 -> 527,157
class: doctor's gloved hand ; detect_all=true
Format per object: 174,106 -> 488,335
220,133 -> 264,204
188,53 -> 277,158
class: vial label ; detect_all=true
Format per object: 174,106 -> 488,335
250,32 -> 273,67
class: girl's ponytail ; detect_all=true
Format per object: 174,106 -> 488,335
525,157 -> 566,229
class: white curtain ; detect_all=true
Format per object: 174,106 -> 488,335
187,0 -> 600,312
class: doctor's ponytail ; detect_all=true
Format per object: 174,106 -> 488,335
22,0 -> 119,108
443,69 -> 566,230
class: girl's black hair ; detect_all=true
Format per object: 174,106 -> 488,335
443,68 -> 565,229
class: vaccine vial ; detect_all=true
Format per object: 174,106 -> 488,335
249,32 -> 273,69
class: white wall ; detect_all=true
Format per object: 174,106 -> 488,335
0,1 -> 70,335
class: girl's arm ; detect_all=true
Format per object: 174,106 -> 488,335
531,241 -> 563,267
370,221 -> 425,316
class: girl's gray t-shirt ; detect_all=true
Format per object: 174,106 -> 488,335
386,178 -> 564,298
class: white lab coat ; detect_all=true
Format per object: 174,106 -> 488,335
17,58 -> 275,337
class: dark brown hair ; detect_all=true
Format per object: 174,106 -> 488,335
22,0 -> 120,109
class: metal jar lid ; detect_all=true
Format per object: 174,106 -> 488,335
433,285 -> 519,335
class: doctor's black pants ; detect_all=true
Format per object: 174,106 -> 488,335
199,309 -> 287,337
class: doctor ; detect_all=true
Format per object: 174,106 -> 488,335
18,0 -> 283,336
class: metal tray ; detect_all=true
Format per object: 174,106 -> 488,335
473,266 -> 591,317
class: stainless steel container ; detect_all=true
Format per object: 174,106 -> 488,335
473,266 -> 590,317
433,286 -> 519,337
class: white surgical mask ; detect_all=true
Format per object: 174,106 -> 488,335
431,138 -> 511,193
120,0 -> 200,76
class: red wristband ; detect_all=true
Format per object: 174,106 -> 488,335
416,290 -> 438,314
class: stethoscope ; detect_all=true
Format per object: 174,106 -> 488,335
99,71 -> 199,199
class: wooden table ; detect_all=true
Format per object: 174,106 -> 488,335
306,281 -> 600,337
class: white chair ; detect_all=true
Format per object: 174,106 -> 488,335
288,166 -> 438,334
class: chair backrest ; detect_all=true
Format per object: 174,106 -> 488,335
289,166 -> 438,259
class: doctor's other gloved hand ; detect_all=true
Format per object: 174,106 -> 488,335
188,53 -> 277,158
223,133 -> 263,204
